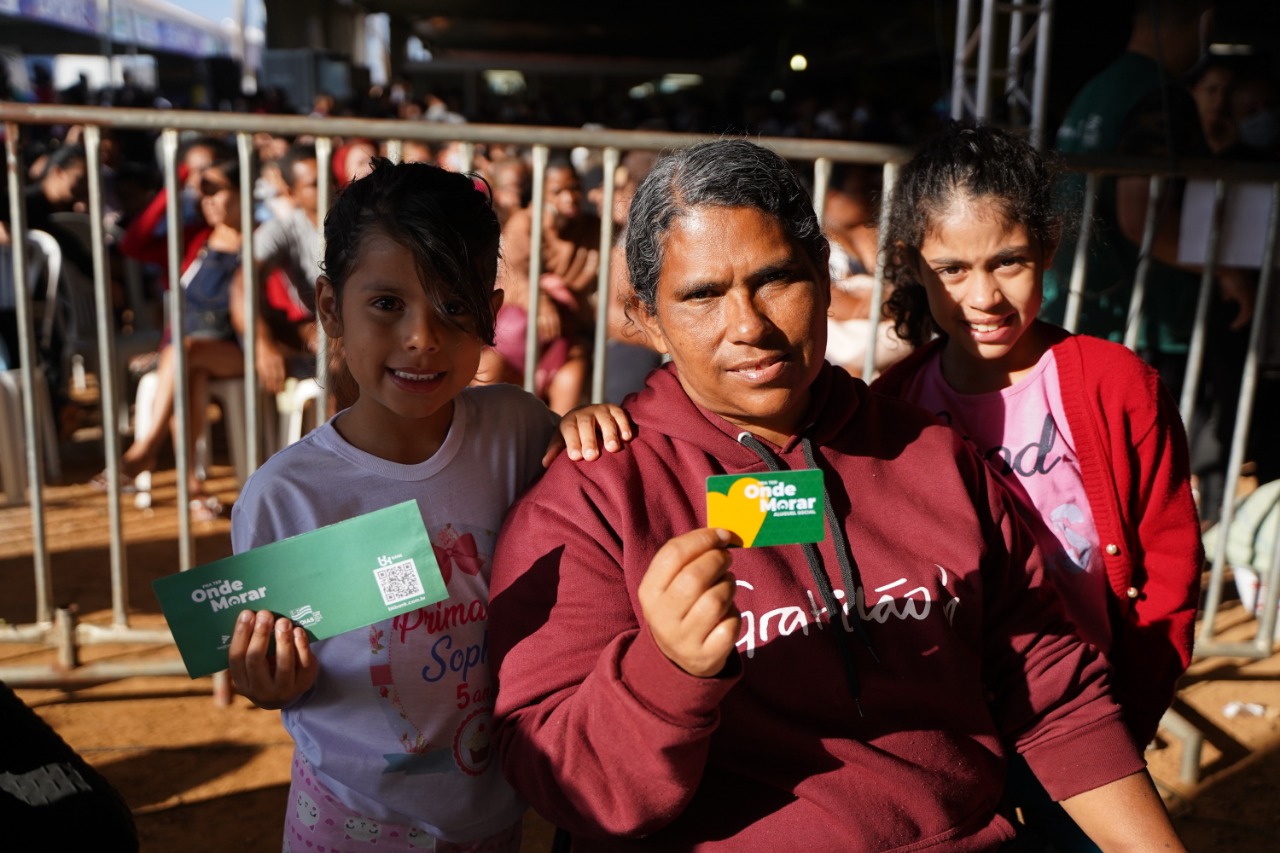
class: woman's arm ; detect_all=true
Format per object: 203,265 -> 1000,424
1060,770 -> 1185,851
490,491 -> 739,838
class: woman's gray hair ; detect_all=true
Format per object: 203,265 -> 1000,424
624,139 -> 829,312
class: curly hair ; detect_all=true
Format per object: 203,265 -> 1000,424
625,138 -> 829,314
883,123 -> 1061,347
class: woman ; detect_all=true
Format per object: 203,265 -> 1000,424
487,139 -> 1185,851
106,159 -> 247,520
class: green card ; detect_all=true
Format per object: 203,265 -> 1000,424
152,500 -> 448,679
706,469 -> 826,547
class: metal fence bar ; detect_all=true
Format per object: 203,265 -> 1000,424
237,131 -> 261,482
314,136 -> 333,424
863,161 -> 899,382
523,144 -> 549,394
1196,181 -> 1280,658
590,147 -> 620,405
3,121 -> 52,627
161,130 -> 195,573
1179,179 -> 1226,426
85,125 -> 131,626
1062,171 -> 1097,333
1123,174 -> 1165,351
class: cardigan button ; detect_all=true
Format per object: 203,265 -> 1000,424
1126,587 -> 1140,599
1105,543 -> 1120,556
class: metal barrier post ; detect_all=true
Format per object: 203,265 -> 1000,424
524,145 -> 549,394
1197,181 -> 1280,657
3,122 -> 52,626
1063,172 -> 1098,333
863,161 -> 898,381
1123,174 -> 1165,351
590,147 -> 619,405
161,130 -> 195,572
1179,180 -> 1226,425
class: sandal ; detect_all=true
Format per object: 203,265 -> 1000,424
189,495 -> 224,523
89,470 -> 137,494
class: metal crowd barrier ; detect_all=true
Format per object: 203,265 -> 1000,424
0,104 -> 1276,774
0,102 -> 909,692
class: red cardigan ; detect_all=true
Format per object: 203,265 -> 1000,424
874,325 -> 1203,745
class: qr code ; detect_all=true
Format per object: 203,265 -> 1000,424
374,559 -> 425,606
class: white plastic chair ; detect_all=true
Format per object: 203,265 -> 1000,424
130,371 -> 254,509
0,231 -> 65,504
0,368 -> 62,505
276,377 -> 323,447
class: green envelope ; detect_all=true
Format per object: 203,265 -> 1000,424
153,500 -> 448,679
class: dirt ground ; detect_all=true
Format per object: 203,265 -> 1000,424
3,434 -> 1279,852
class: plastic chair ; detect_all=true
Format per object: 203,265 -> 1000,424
0,368 -> 62,505
276,377 -> 323,447
0,232 -> 65,504
130,371 -> 265,509
45,212 -> 161,435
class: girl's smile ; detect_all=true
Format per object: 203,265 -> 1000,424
916,194 -> 1055,394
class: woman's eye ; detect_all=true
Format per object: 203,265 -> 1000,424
443,300 -> 470,316
371,296 -> 400,311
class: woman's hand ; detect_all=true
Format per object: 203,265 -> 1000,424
543,403 -> 634,467
253,335 -> 287,394
534,292 -> 563,344
638,528 -> 742,678
227,609 -> 319,710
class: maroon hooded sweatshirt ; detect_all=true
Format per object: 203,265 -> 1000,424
490,362 -> 1143,851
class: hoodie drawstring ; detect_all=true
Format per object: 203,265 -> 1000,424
735,431 -> 876,715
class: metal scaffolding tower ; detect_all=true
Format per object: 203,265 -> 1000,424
950,0 -> 1055,148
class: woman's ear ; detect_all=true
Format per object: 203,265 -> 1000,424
635,302 -> 670,356
316,276 -> 342,338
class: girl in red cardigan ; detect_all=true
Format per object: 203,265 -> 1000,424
872,123 -> 1202,851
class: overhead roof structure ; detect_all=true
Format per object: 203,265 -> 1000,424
0,0 -> 235,59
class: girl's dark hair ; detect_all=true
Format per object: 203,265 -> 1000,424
626,138 -> 829,313
322,158 -> 502,344
883,122 -> 1061,347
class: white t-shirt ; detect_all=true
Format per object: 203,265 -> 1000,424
231,383 -> 558,840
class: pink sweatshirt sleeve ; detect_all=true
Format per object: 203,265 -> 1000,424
490,490 -> 740,839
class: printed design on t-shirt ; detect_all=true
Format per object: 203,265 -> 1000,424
733,563 -> 961,658
954,412 -> 1064,481
1048,503 -> 1093,573
432,523 -> 486,586
368,522 -> 498,779
454,707 -> 496,776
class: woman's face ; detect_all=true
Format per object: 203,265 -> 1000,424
638,205 -> 829,447
199,167 -> 241,231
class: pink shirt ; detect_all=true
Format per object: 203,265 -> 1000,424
898,349 -> 1112,652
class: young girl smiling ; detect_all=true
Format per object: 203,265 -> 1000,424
874,123 -> 1203,850
227,159 -> 626,852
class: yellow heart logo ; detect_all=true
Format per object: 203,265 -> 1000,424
707,477 -> 768,547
